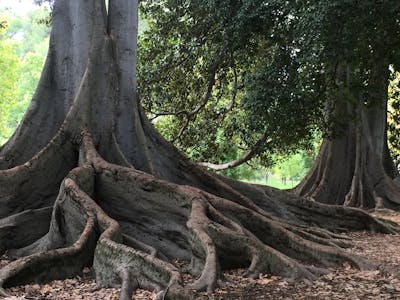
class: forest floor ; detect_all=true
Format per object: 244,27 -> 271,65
2,210 -> 400,299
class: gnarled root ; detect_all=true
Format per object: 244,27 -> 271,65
0,167 -> 97,288
0,132 -> 397,299
0,128 -> 77,220
0,207 -> 52,256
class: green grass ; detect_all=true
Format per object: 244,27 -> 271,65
240,175 -> 299,190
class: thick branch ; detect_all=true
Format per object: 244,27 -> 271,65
198,132 -> 268,170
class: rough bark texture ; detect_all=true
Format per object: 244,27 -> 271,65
0,1 -> 398,299
294,63 -> 400,210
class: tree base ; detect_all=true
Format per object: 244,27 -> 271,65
0,131 -> 397,299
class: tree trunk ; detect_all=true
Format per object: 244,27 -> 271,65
295,62 -> 400,209
0,1 -> 397,299
0,0 -> 95,168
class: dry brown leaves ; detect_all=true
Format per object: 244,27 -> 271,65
0,267 -> 153,300
2,211 -> 400,299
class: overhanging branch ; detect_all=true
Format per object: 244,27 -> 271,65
198,132 -> 268,170
148,51 -> 229,142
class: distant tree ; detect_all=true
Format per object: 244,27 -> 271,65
273,151 -> 313,184
294,1 -> 400,209
5,8 -> 50,58
388,70 -> 400,167
6,51 -> 46,130
138,0 -> 320,171
0,7 -> 49,140
0,25 -> 19,142
139,0 -> 400,209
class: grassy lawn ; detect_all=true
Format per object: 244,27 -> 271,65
241,175 -> 299,190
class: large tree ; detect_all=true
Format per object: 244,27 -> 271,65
293,1 -> 400,209
0,1 -> 397,299
139,0 -> 400,209
138,0 -> 321,171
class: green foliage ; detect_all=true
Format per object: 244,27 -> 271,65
138,0 -> 320,170
0,7 -> 48,144
271,134 -> 319,185
6,51 -> 45,131
273,151 -> 312,182
5,8 -> 50,58
388,70 -> 400,167
0,24 -> 19,143
138,0 -> 400,181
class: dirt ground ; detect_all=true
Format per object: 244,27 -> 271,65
2,210 -> 400,299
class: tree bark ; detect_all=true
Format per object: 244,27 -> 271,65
0,0 -> 96,168
294,62 -> 400,209
0,1 -> 398,299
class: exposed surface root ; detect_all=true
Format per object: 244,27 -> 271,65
118,268 -> 136,300
211,174 -> 400,235
0,207 -> 52,256
208,197 -> 372,270
0,128 -> 77,219
187,199 -> 220,292
0,131 -> 398,299
294,134 -> 400,210
0,130 -> 398,299
0,174 -> 97,288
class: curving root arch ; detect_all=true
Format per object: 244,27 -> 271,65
0,0 -> 398,299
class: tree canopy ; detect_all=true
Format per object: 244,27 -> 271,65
0,25 -> 19,141
0,7 -> 48,144
138,0 -> 400,170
